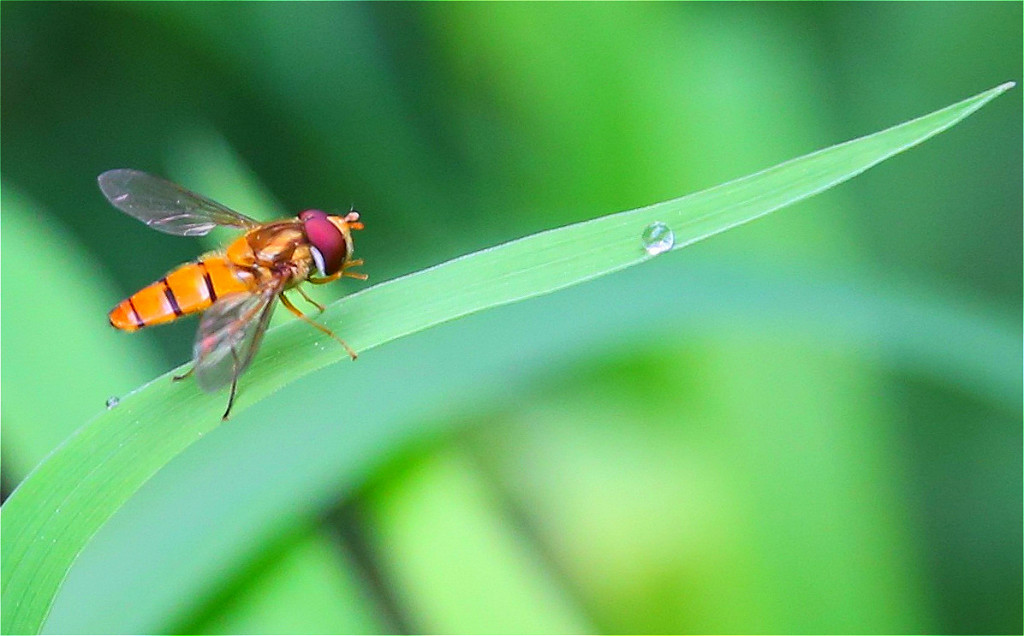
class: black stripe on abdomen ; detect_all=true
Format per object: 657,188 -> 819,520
160,278 -> 184,317
127,297 -> 145,328
198,261 -> 218,302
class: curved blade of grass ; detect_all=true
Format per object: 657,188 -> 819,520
46,254 -> 1020,634
1,82 -> 1012,635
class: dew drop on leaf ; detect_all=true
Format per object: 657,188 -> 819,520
641,221 -> 674,255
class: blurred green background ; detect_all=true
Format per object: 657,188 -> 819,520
2,3 -> 1020,634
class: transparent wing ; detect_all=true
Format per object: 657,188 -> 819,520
192,282 -> 282,393
98,169 -> 260,236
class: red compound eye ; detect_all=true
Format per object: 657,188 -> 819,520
299,210 -> 346,276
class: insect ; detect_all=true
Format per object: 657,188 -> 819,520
100,169 -> 366,420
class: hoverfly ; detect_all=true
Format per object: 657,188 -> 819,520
100,169 -> 366,420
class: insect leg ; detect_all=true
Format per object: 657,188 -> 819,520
278,294 -> 358,360
294,286 -> 326,313
343,259 -> 368,280
308,259 -> 367,284
222,347 -> 241,421
308,272 -> 341,285
173,366 -> 195,382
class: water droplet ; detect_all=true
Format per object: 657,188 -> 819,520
106,396 -> 120,409
641,222 -> 674,255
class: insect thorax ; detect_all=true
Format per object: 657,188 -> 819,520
226,225 -> 314,285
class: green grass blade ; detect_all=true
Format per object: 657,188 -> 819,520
45,256 -> 1019,634
0,82 -> 1012,635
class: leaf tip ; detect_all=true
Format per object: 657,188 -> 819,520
996,80 -> 1016,92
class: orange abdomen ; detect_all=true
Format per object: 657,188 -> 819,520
109,256 -> 255,331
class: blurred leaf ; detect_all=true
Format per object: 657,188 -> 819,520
471,339 -> 932,632
0,185 -> 163,482
365,447 -> 592,633
186,527 -> 386,635
164,124 -> 285,232
0,82 -> 1012,635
